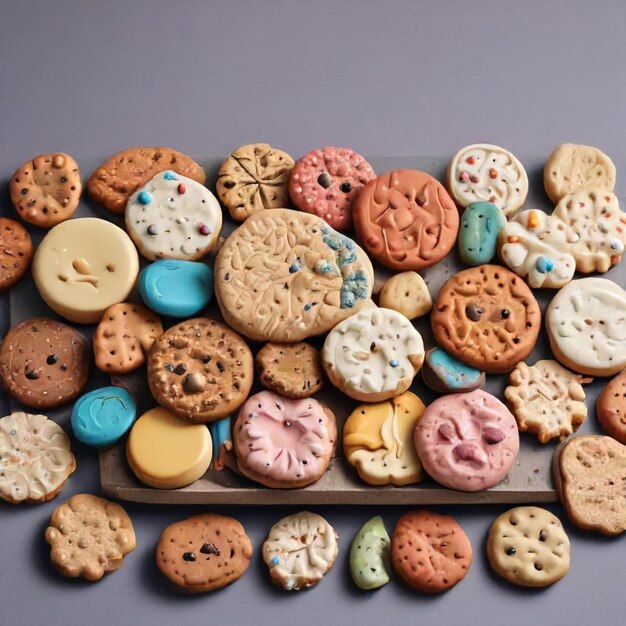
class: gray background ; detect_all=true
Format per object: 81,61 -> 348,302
1,1 -> 626,625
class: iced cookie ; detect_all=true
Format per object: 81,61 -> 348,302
378,271 -> 432,320
233,391 -> 336,488
431,265 -> 541,373
546,277 -> 626,376
421,348 -> 485,394
255,342 -> 323,399
0,218 -> 33,292
544,143 -> 616,204
289,147 -> 375,231
458,201 -> 506,266
147,318 -> 253,423
391,511 -> 472,593
498,209 -> 577,288
217,143 -> 294,222
343,392 -> 425,486
487,506 -> 570,587
263,512 -> 338,591
447,143 -> 528,217
350,516 -> 391,591
10,152 -> 81,227
87,146 -> 205,214
156,513 -> 253,593
215,209 -> 374,342
596,370 -> 626,444
353,170 -> 459,271
322,307 -> 424,402
0,317 -> 90,409
0,412 -> 75,504
505,360 -> 590,443
45,494 -> 136,580
414,389 -> 519,491
209,416 -> 233,470
32,218 -> 139,324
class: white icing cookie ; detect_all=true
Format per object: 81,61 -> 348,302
125,171 -> 222,261
321,307 -> 424,402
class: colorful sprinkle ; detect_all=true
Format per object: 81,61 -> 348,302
314,259 -> 334,274
303,303 -> 312,311
289,262 -> 300,273
507,236 -> 520,244
271,556 -> 280,566
469,175 -> 479,184
389,359 -> 400,368
459,171 -> 470,182
163,171 -> 178,181
198,223 -> 211,236
535,256 -> 554,273
489,168 -> 498,179
466,156 -> 476,165
137,191 -> 152,205
527,211 -> 540,229
177,183 -> 186,194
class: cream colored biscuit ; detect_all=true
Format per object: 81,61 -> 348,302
378,271 -> 432,320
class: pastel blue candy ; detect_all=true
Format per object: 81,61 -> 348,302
163,171 -> 178,181
458,202 -> 507,266
424,348 -> 484,393
139,259 -> 213,317
209,416 -> 232,470
137,190 -> 152,205
389,359 -> 399,368
535,256 -> 554,273
71,386 -> 136,448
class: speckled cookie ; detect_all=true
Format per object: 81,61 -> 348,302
597,369 -> 626,444
378,271 -> 432,320
349,516 -> 391,591
0,218 -> 33,292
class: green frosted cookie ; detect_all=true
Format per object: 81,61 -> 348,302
349,516 -> 391,590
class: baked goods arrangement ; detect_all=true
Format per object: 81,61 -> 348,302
1,142 -> 625,593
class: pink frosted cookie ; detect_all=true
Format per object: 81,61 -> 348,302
233,391 -> 337,488
289,147 -> 375,231
414,389 -> 519,491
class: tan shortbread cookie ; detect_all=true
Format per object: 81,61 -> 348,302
0,218 -> 34,292
378,271 -> 432,320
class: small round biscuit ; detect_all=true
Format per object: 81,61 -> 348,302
0,218 -> 33,292
596,369 -> 626,444
378,271 -> 432,320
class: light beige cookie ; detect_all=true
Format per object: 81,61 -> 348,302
378,271 -> 432,320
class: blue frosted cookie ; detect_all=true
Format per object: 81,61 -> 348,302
422,347 -> 485,393
458,202 -> 507,266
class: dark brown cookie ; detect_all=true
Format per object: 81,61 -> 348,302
0,218 -> 33,292
597,370 -> 626,444
0,317 -> 90,409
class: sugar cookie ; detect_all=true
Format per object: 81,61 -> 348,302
458,202 -> 506,266
378,271 -> 432,320
350,516 -> 391,590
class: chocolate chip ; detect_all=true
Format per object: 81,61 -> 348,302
46,354 -> 58,365
465,304 -> 483,321
538,530 -> 547,542
216,362 -> 224,373
500,309 -> 510,319
202,355 -> 212,364
20,188 -> 28,195
182,552 -> 196,562
505,547 -> 516,556
339,181 -> 352,193
317,172 -> 332,188
182,372 -> 205,394
60,176 -> 67,183
60,364 -> 68,371
164,363 -> 175,373
200,543 -> 220,556
147,224 -> 158,236
174,364 -> 187,376
25,369 -> 40,380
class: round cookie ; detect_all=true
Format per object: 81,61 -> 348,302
544,143 -> 616,204
87,146 -> 206,215
596,369 -> 626,444
0,412 -> 76,504
378,271 -> 432,320
458,201 -> 507,266
353,170 -> 459,271
255,342 -> 323,399
217,143 -> 294,222
0,317 -> 90,409
447,143 -> 528,217
421,348 -> 485,394
431,265 -> 541,374
414,389 -> 520,492
32,218 -> 139,324
10,152 -> 81,227
156,513 -> 253,593
289,147 -> 375,231
0,218 -> 33,292
147,317 -> 253,423
487,507 -> 570,587
350,516 -> 391,591
263,512 -> 338,591
546,277 -> 626,376
322,307 -> 424,402
214,208 -> 374,343
233,391 -> 336,489
391,511 -> 472,593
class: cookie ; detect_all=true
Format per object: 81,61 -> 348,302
0,317 -> 90,409
498,209 -> 577,288
233,391 -> 336,488
263,512 -> 338,591
87,146 -> 206,214
147,317 -> 253,422
289,147 -> 375,231
322,307 -> 424,402
414,389 -> 520,491
421,347 -> 485,394
45,494 -> 136,580
487,506 -> 570,587
126,407 -> 212,489
256,342 -> 323,399
32,217 -> 139,324
217,143 -> 294,222
546,277 -> 626,376
544,143 -> 616,204
554,435 -> 626,535
0,412 -> 75,504
209,416 -> 233,470
391,511 -> 472,593
9,153 -> 81,227
156,513 -> 253,593
378,271 -> 432,320
505,360 -> 591,443
431,265 -> 541,373
596,369 -> 626,444
552,189 -> 626,273
215,208 -> 374,342
458,201 -> 506,266
353,169 -> 459,271
350,516 -> 391,591
446,143 -> 528,216
0,218 -> 34,292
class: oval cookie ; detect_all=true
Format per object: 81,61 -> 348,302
596,369 -> 626,444
421,348 -> 485,394
458,202 -> 506,266
378,271 -> 432,320
0,218 -> 34,292
350,516 -> 391,591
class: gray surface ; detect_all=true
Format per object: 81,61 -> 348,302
1,1 -> 626,625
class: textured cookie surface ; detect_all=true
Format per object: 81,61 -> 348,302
597,369 -> 626,444
378,271 -> 432,320
0,218 -> 33,292
421,347 -> 485,394
458,202 -> 506,266
350,516 -> 391,590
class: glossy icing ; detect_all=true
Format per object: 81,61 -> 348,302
458,201 -> 506,265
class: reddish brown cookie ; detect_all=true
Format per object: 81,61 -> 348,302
353,170 -> 459,271
0,218 -> 33,292
391,511 -> 472,593
597,370 -> 626,444
431,265 -> 541,373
